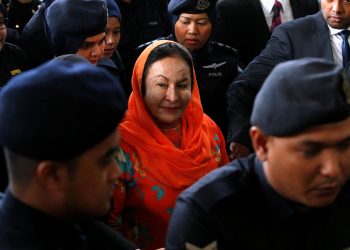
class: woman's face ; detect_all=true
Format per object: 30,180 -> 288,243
143,56 -> 192,129
174,13 -> 212,51
76,32 -> 106,65
104,16 -> 121,58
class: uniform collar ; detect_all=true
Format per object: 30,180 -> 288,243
328,25 -> 350,36
168,33 -> 211,58
254,157 -> 295,225
0,190 -> 88,248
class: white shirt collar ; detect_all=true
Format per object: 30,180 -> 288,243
260,0 -> 284,13
328,25 -> 350,35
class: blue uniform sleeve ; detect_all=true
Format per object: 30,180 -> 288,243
166,195 -> 218,250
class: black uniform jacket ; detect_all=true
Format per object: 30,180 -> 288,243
166,154 -> 350,250
0,191 -> 137,250
0,42 -> 27,86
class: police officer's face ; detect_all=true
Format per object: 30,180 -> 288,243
322,0 -> 350,29
104,16 -> 121,58
62,129 -> 121,218
143,56 -> 192,129
175,13 -> 212,51
252,117 -> 350,208
77,32 -> 106,65
0,13 -> 6,50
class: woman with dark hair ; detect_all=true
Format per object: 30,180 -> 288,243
108,40 -> 228,250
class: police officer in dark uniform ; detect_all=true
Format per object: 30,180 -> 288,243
138,0 -> 242,138
166,58 -> 350,250
1,0 -> 40,33
19,0 -> 54,69
117,0 -> 172,93
0,59 -> 136,250
173,0 -> 242,138
0,2 -> 26,86
98,0 -> 130,95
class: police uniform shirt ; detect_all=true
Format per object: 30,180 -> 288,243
192,40 -> 241,137
4,0 -> 40,33
0,191 -> 137,250
0,42 -> 27,86
97,53 -> 130,97
166,154 -> 350,250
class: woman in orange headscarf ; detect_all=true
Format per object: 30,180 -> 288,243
109,40 -> 228,249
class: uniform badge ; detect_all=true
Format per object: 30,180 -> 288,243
185,241 -> 218,250
341,71 -> 350,105
203,62 -> 227,70
196,0 -> 210,11
10,68 -> 21,76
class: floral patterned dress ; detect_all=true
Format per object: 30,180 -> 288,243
109,124 -> 227,249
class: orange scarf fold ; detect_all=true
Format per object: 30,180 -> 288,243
119,40 -> 225,189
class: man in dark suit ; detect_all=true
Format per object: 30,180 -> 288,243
226,0 -> 350,159
212,0 -> 319,66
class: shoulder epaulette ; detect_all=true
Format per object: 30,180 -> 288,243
188,158 -> 254,212
210,41 -> 239,55
5,0 -> 42,12
135,36 -> 169,52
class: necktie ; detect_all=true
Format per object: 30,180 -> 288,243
340,30 -> 350,67
271,0 -> 283,32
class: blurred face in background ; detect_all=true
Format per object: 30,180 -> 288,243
0,13 -> 6,50
174,13 -> 212,51
104,16 -> 121,58
77,32 -> 106,65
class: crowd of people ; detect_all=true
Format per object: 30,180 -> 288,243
1,0 -> 350,249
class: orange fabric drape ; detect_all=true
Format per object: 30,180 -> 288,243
119,40 -> 228,189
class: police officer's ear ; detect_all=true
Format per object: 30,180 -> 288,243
250,126 -> 268,161
36,161 -> 71,192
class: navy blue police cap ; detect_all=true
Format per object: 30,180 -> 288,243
51,54 -> 90,63
168,0 -> 217,25
251,58 -> 350,136
44,0 -> 107,56
106,0 -> 122,21
0,60 -> 127,161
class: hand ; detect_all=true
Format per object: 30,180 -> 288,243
229,142 -> 250,160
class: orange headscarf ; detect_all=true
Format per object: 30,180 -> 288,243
119,40 -> 227,189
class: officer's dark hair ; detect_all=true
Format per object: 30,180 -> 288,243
4,148 -> 79,186
142,42 -> 194,97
